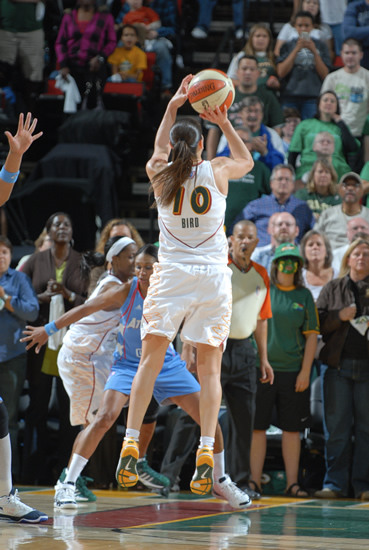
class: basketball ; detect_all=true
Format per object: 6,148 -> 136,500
187,69 -> 235,114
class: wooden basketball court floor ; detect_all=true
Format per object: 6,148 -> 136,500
2,488 -> 369,550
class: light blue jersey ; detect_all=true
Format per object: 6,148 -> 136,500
105,277 -> 200,403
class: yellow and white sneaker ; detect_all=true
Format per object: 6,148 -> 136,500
190,446 -> 214,496
115,438 -> 139,488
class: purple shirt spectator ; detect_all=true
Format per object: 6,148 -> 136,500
55,10 -> 117,69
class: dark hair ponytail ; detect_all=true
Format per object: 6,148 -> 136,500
152,117 -> 202,207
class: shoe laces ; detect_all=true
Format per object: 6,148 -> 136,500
77,475 -> 93,489
56,483 -> 75,498
218,476 -> 246,496
3,489 -> 33,514
138,460 -> 168,482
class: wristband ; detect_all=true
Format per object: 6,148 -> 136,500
68,291 -> 76,302
0,166 -> 20,184
44,321 -> 59,336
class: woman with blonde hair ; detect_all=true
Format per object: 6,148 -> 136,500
300,229 -> 336,302
316,237 -> 369,500
96,218 -> 144,254
295,158 -> 341,219
89,218 -> 144,295
227,23 -> 279,90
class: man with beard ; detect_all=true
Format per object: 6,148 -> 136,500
221,219 -> 273,499
315,172 -> 369,249
252,212 -> 299,273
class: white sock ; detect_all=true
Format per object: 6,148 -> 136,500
0,434 -> 12,497
125,428 -> 140,441
65,454 -> 88,484
199,436 -> 215,450
213,451 -> 225,482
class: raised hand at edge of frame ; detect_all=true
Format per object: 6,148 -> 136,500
5,112 -> 43,156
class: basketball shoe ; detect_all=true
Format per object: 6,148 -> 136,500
115,438 -> 139,488
213,475 -> 252,509
190,446 -> 214,495
57,468 -> 96,502
0,489 -> 48,523
54,482 -> 77,509
136,458 -> 171,490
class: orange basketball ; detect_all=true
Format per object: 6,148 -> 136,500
188,69 -> 235,114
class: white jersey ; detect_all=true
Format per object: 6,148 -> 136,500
157,160 -> 228,265
62,272 -> 122,357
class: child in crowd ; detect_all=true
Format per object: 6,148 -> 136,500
108,24 -> 147,82
275,0 -> 334,61
121,0 -> 161,44
227,23 -> 279,91
276,11 -> 331,119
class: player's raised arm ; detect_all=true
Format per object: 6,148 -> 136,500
146,74 -> 193,180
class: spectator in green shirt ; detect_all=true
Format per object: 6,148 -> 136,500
295,158 -> 341,220
250,243 -> 319,497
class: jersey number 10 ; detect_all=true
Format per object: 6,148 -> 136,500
172,186 -> 212,215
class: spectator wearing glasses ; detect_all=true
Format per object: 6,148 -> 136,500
234,164 -> 314,246
314,172 -> 369,249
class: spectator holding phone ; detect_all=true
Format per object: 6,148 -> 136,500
277,11 -> 331,119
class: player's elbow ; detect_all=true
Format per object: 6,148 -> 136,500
240,156 -> 254,173
231,157 -> 254,179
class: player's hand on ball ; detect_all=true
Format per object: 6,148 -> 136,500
200,105 -> 228,126
170,74 -> 193,108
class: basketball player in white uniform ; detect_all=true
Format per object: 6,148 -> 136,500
0,113 -> 47,522
57,238 -> 136,427
117,74 -> 254,495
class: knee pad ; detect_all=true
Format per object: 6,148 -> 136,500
142,397 -> 160,424
0,401 -> 9,439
